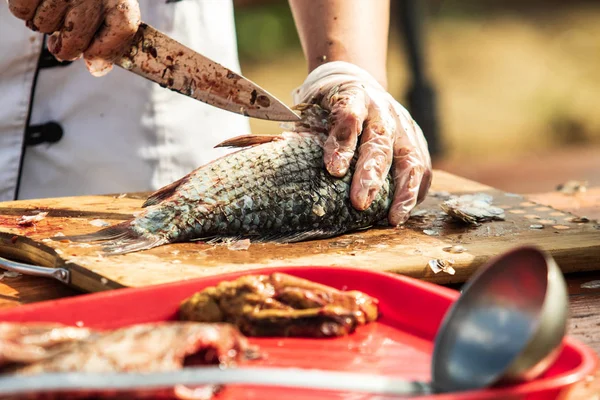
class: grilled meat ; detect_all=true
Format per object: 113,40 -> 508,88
179,272 -> 379,338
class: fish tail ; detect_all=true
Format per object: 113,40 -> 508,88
55,222 -> 168,255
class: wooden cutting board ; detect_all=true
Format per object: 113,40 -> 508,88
0,170 -> 598,294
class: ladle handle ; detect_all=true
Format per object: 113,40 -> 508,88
0,366 -> 434,397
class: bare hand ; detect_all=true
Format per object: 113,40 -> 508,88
294,61 -> 432,226
7,0 -> 141,76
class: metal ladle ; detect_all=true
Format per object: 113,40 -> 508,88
429,245 -> 569,393
0,246 -> 569,397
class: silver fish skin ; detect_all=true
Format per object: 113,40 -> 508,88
57,107 -> 395,255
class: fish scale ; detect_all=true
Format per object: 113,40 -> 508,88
56,108 -> 396,255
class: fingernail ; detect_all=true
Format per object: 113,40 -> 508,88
390,205 -> 411,226
86,59 -> 113,77
26,20 -> 39,32
393,212 -> 410,227
47,35 -> 62,56
327,152 -> 349,177
355,186 -> 378,210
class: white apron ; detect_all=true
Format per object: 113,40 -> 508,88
0,0 -> 250,201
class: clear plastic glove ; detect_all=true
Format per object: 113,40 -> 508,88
7,0 -> 141,77
293,61 -> 432,226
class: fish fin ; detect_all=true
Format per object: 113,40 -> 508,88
193,230 -> 340,246
52,222 -> 167,255
214,134 -> 282,149
201,236 -> 251,245
142,176 -> 188,208
100,235 -> 168,256
198,236 -> 231,245
258,229 -> 343,244
53,222 -> 132,243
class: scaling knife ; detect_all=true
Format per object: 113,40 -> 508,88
114,23 -> 300,122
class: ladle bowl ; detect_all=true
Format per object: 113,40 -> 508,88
431,245 -> 569,393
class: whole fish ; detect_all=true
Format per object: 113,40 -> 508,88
57,105 -> 394,255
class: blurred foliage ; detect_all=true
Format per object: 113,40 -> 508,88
232,0 -> 600,61
232,0 -> 596,62
233,2 -> 302,63
236,0 -> 600,161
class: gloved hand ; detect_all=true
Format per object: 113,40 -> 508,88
293,61 -> 432,226
7,0 -> 141,77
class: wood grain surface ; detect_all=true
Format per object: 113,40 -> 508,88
0,170 -> 598,294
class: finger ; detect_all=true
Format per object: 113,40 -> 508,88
8,0 -> 41,20
47,0 -> 104,61
29,0 -> 69,33
409,118 -> 432,203
349,104 -> 395,211
84,0 -> 141,77
322,84 -> 368,177
418,167 -> 433,204
388,114 -> 429,226
389,158 -> 425,226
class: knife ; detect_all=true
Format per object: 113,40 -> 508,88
114,23 -> 300,122
0,366 -> 431,397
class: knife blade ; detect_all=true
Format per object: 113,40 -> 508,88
114,23 -> 300,122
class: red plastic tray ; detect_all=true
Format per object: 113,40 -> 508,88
0,266 -> 595,399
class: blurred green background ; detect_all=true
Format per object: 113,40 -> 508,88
232,0 -> 600,192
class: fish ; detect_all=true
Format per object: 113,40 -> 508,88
55,105 -> 394,255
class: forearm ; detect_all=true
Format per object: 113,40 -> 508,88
289,0 -> 390,88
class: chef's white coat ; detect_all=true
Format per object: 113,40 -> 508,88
0,0 -> 251,202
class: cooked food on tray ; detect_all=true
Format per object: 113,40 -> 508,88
0,322 -> 93,368
0,273 -> 379,398
178,272 -> 379,338
0,321 -> 256,375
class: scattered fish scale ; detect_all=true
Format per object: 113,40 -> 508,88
441,193 -> 505,225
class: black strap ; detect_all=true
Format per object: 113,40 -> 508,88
15,37 -> 44,200
14,35 -> 68,200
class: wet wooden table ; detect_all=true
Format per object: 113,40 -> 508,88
0,187 -> 599,398
527,187 -> 600,398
